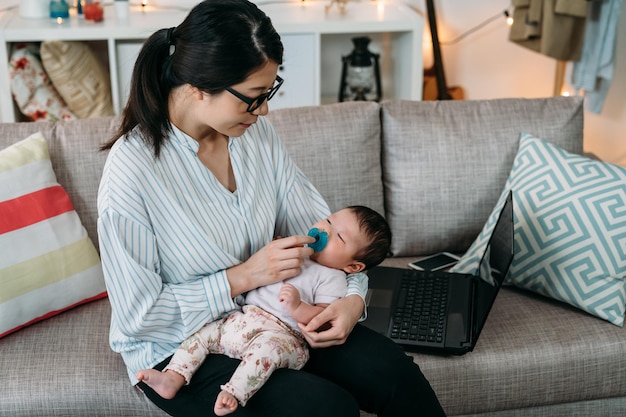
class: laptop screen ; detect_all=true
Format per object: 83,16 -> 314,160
473,191 -> 514,339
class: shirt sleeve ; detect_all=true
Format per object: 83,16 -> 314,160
98,208 -> 238,343
346,271 -> 369,321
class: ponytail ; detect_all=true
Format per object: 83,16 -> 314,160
105,29 -> 173,157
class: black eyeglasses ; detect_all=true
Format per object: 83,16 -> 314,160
225,75 -> 284,113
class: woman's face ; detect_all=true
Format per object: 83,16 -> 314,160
199,61 -> 280,138
309,208 -> 367,274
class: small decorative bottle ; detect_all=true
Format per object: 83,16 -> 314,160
49,0 -> 70,19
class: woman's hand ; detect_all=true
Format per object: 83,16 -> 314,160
298,294 -> 364,348
227,235 -> 314,297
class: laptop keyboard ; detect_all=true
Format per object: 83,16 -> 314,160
390,270 -> 448,344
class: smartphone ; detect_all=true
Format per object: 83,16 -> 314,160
408,252 -> 460,271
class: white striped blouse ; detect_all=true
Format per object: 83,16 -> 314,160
97,117 -> 368,384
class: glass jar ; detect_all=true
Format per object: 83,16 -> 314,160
49,0 -> 70,19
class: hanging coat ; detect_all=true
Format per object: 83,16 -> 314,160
509,0 -> 588,61
572,0 -> 623,114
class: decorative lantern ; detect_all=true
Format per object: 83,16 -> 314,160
339,37 -> 382,102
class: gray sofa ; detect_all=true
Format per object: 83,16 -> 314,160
1,97 -> 625,416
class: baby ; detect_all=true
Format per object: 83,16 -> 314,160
137,205 -> 391,415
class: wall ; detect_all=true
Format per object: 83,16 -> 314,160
413,0 -> 626,166
1,0 -> 624,165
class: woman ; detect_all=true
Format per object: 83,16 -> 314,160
97,0 -> 446,416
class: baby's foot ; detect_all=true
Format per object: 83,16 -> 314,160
214,390 -> 239,416
136,369 -> 184,400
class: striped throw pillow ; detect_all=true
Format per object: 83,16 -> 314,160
452,133 -> 626,326
0,132 -> 106,338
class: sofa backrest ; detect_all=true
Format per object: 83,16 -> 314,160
381,96 -> 584,256
0,117 -> 119,251
267,101 -> 385,217
0,97 -> 584,260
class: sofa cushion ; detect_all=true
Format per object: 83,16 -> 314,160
0,299 -> 169,416
267,102 -> 384,217
0,132 -> 106,338
380,96 -> 584,257
452,133 -> 626,326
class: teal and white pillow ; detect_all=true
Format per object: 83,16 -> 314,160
452,133 -> 626,326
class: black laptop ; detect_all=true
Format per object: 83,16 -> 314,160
363,191 -> 514,354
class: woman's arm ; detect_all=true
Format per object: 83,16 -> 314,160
295,270 -> 368,348
98,209 -> 239,341
298,294 -> 365,348
227,235 -> 315,297
100,208 -> 315,341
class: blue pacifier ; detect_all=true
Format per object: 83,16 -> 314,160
307,228 -> 328,252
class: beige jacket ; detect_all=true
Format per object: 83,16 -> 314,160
509,0 -> 588,61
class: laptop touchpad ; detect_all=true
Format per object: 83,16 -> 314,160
366,289 -> 393,308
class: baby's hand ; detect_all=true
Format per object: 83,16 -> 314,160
279,283 -> 301,313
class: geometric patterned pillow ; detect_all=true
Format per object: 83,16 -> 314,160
0,132 -> 106,338
452,133 -> 626,326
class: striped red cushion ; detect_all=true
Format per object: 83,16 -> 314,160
0,132 -> 106,338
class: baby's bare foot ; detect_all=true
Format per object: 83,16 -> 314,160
136,369 -> 184,400
214,390 -> 238,416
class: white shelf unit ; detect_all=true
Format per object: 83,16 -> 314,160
0,1 -> 423,123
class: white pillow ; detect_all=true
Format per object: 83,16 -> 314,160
8,43 -> 77,122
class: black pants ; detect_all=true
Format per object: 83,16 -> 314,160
138,324 -> 447,417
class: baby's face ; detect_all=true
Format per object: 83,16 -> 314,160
309,208 -> 365,273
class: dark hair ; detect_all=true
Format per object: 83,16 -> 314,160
349,205 -> 392,270
102,0 -> 283,157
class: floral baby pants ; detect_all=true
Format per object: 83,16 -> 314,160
165,305 -> 309,406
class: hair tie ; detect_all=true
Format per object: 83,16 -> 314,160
166,27 -> 176,56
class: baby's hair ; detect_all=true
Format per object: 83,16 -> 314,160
348,205 -> 392,270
